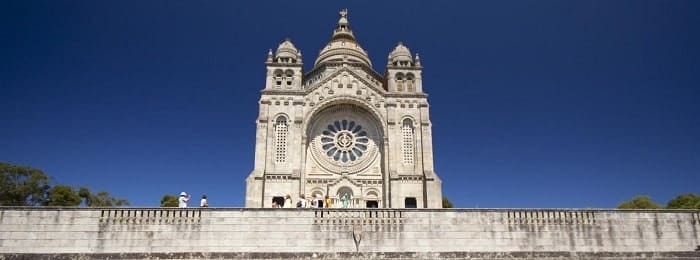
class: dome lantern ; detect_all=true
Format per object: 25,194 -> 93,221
314,9 -> 372,67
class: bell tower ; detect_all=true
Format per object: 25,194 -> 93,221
386,42 -> 422,93
265,39 -> 303,91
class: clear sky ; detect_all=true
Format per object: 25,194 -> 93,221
1,1 -> 698,208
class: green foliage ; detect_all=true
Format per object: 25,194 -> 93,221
161,194 -> 179,207
78,187 -> 90,199
45,185 -> 82,206
79,187 -> 129,207
617,195 -> 662,209
442,196 -> 454,208
1,161 -> 128,207
666,193 -> 700,209
90,191 -> 129,207
0,162 -> 51,206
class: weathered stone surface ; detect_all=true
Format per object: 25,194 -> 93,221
1,207 -> 699,259
1,251 -> 700,260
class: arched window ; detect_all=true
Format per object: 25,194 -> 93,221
274,116 -> 288,163
406,73 -> 415,92
273,69 -> 283,88
396,73 -> 404,92
401,118 -> 415,164
285,69 -> 294,86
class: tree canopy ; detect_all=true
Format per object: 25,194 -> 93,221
616,194 -> 700,210
80,187 -> 129,207
666,193 -> 700,209
617,195 -> 662,209
0,162 -> 50,206
46,185 -> 82,206
161,194 -> 179,207
442,196 -> 454,208
1,161 -> 128,207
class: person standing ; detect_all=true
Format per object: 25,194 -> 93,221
310,194 -> 319,208
284,194 -> 293,208
297,194 -> 307,208
178,192 -> 191,208
200,195 -> 208,207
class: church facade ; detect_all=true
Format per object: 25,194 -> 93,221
245,10 -> 442,208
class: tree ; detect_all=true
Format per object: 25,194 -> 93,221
161,194 -> 179,207
90,191 -> 129,207
79,187 -> 129,207
666,193 -> 700,209
617,195 -> 662,209
0,162 -> 51,206
45,185 -> 82,206
442,196 -> 454,208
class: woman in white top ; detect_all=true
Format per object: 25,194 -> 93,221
200,195 -> 208,207
284,194 -> 293,208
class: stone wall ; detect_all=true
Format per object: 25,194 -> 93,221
1,208 -> 699,259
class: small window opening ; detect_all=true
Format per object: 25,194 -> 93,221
366,201 -> 379,208
405,197 -> 417,208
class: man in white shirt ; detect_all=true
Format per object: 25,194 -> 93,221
178,192 -> 190,208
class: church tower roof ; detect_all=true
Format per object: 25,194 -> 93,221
273,38 -> 302,64
314,9 -> 372,68
388,42 -> 413,64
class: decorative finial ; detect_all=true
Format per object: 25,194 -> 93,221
267,49 -> 273,62
415,53 -> 421,66
340,9 -> 348,18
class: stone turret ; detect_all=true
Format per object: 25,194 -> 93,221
265,39 -> 303,90
386,42 -> 423,93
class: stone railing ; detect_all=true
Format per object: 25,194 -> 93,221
99,208 -> 202,224
313,209 -> 404,224
504,209 -> 596,225
312,209 -> 404,232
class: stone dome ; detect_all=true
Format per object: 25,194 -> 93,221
275,39 -> 300,60
314,9 -> 372,67
388,42 -> 413,63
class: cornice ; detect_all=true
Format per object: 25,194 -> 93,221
386,65 -> 422,71
265,62 -> 304,68
260,89 -> 307,96
384,93 -> 428,98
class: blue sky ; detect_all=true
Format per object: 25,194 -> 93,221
1,1 -> 698,208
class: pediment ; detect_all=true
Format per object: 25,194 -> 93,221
302,67 -> 387,106
305,66 -> 385,95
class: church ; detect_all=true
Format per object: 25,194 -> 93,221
245,10 -> 442,208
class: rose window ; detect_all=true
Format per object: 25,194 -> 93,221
320,120 -> 369,162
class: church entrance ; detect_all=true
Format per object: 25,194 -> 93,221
366,200 -> 378,208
